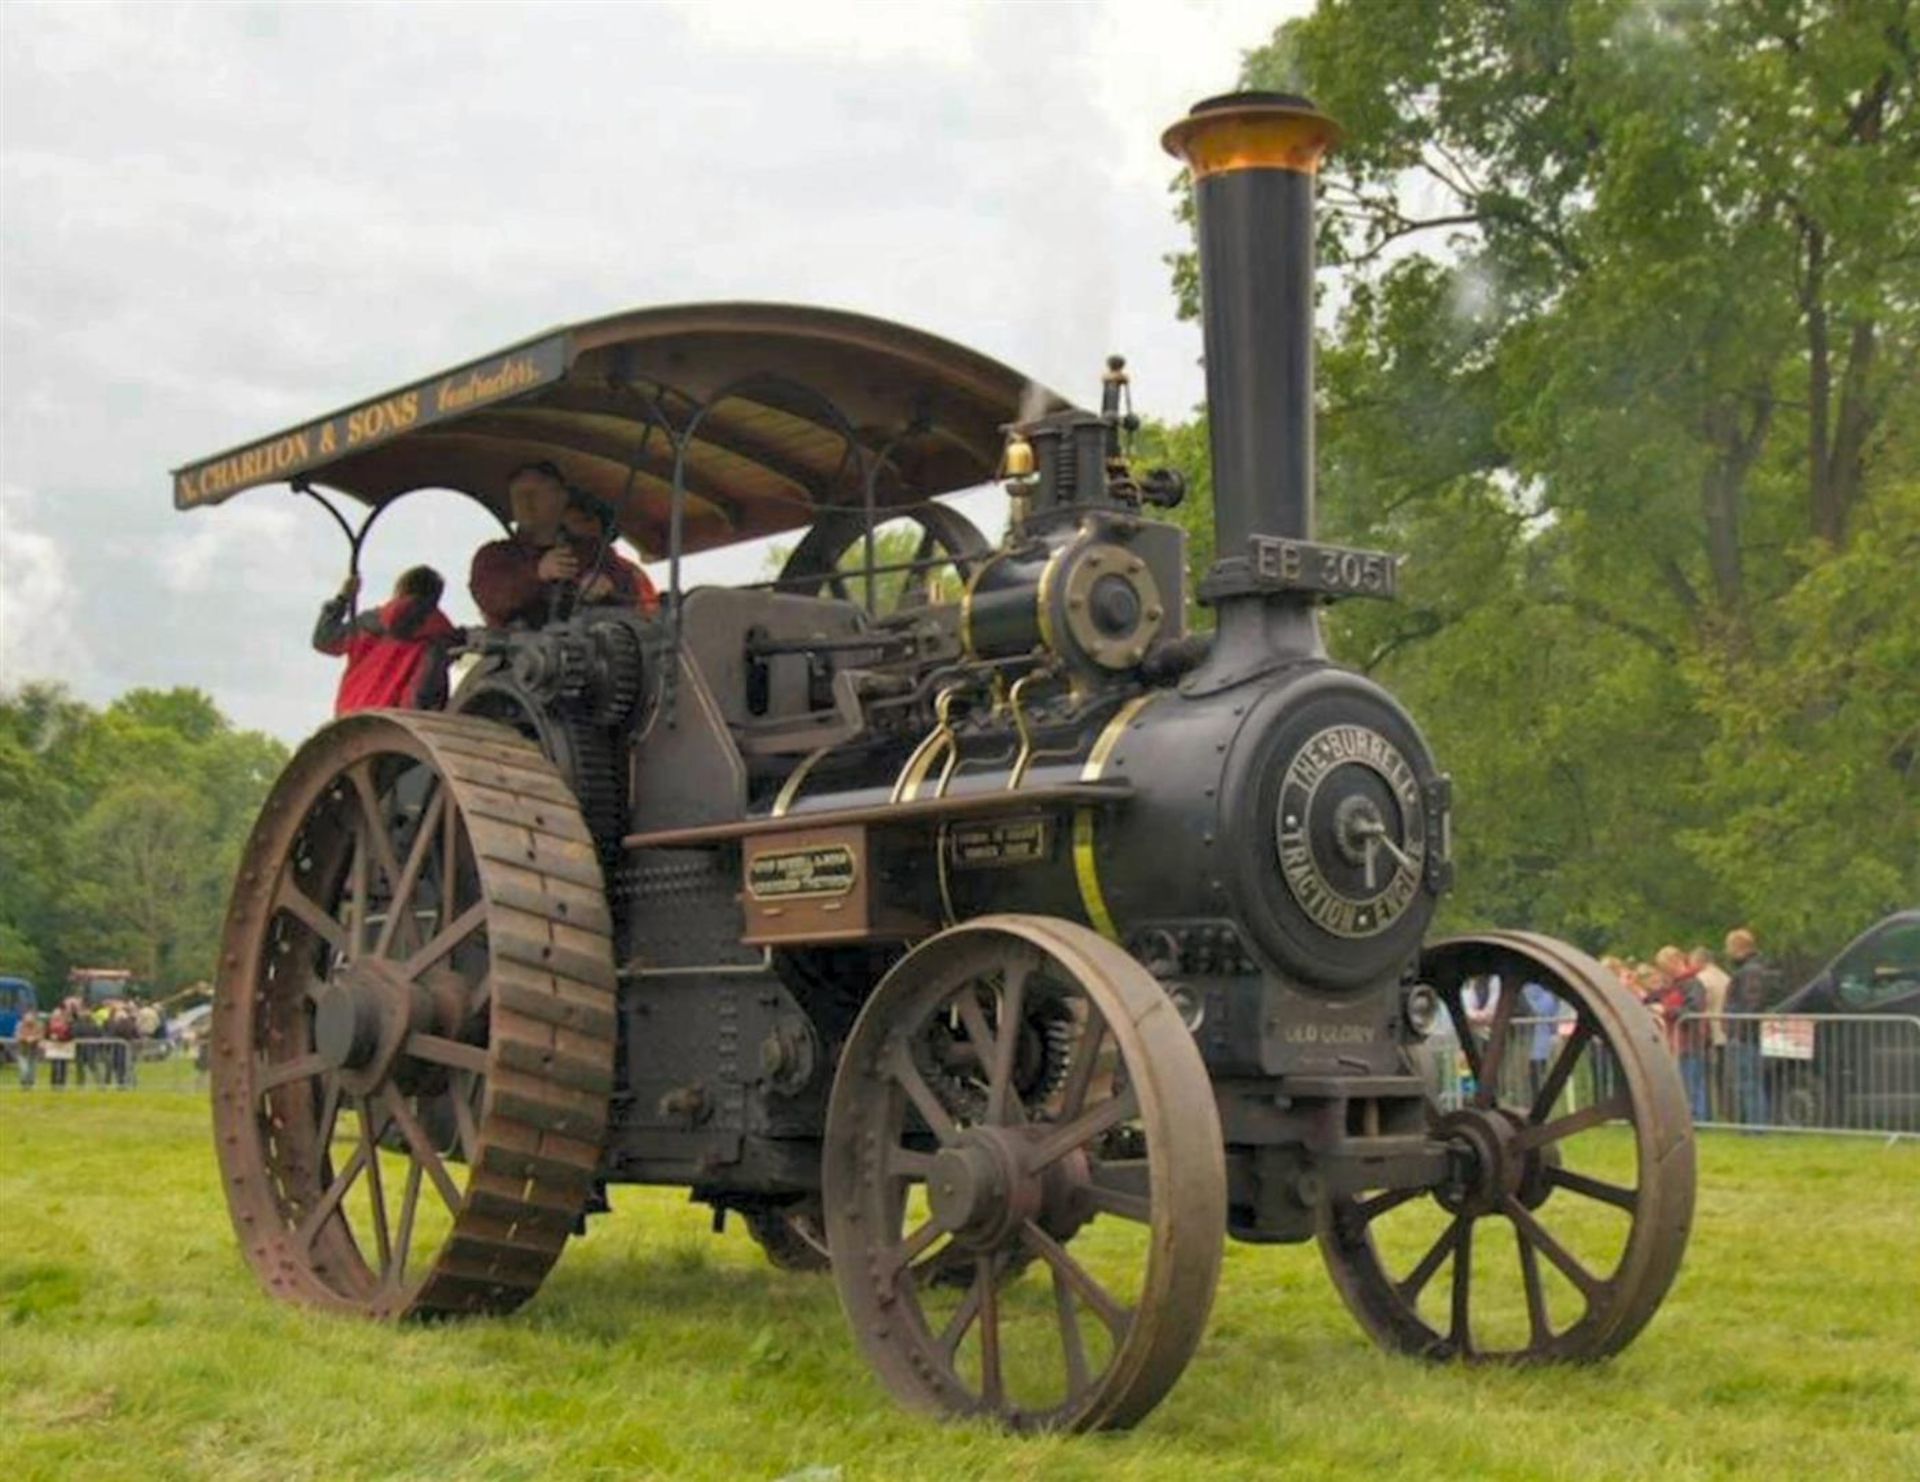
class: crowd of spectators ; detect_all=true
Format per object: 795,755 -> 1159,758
1598,929 -> 1782,1124
6,995 -> 180,1090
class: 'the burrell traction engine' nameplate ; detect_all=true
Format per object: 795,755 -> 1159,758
747,845 -> 857,900
947,816 -> 1052,869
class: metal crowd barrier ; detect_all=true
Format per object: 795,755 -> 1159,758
0,1036 -> 207,1094
1675,1012 -> 1920,1140
1422,1011 -> 1920,1141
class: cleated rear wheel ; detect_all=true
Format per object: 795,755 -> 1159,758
210,711 -> 619,1319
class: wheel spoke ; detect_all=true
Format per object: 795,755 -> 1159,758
1517,1093 -> 1633,1150
1441,989 -> 1485,1086
440,796 -> 464,929
1397,1214 -> 1465,1304
886,1215 -> 950,1280
297,1142 -> 367,1250
1449,1216 -> 1474,1351
449,1074 -> 481,1164
373,787 -> 444,959
1021,1220 -> 1129,1337
347,760 -> 406,900
1474,979 -> 1520,1107
360,1096 -> 393,1274
1504,1197 -> 1602,1301
937,1275 -> 985,1359
1516,1225 -> 1552,1346
1545,1165 -> 1639,1212
344,830 -> 370,959
1026,1085 -> 1138,1172
1054,1264 -> 1092,1396
390,1157 -> 424,1287
984,959 -> 1030,1126
953,993 -> 998,1089
976,1258 -> 1004,1409
258,1051 -> 329,1093
887,1145 -> 937,1180
1529,1020 -> 1593,1120
383,1085 -> 464,1215
887,1042 -> 961,1145
1354,1186 -> 1425,1224
316,1078 -> 345,1149
275,878 -> 349,957
402,901 -> 487,982
1085,1160 -> 1152,1223
405,1033 -> 489,1076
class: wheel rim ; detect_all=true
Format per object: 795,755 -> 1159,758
211,712 -> 618,1319
1320,930 -> 1696,1362
824,915 -> 1224,1432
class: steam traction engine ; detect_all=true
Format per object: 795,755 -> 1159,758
195,95 -> 1694,1431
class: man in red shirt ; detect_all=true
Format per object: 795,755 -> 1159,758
312,566 -> 456,715
469,461 -> 580,628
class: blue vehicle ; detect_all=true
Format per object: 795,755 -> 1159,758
0,977 -> 38,1039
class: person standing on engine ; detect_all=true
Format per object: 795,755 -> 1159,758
470,461 -> 581,627
313,566 -> 456,715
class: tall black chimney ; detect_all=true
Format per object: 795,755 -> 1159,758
1163,92 -> 1340,559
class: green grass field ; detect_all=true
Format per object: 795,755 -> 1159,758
1,1091 -> 1914,1482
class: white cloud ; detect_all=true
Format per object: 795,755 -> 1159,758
1,0 -> 1306,738
0,482 -> 92,690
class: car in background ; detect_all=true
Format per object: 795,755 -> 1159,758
0,976 -> 38,1039
1770,910 -> 1920,1131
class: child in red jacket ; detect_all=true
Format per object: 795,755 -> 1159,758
312,566 -> 456,716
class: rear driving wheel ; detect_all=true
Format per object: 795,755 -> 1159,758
824,915 -> 1225,1431
1319,931 -> 1695,1361
210,711 -> 618,1319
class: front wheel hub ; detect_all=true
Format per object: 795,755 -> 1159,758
928,1129 -> 1039,1247
1433,1106 -> 1526,1217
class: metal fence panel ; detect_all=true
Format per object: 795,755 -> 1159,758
0,1037 -> 206,1093
1677,1012 -> 1920,1138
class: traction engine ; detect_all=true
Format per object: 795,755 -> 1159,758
207,93 -> 1695,1431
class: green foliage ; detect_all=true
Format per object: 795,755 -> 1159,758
1151,0 -> 1919,961
0,683 -> 287,994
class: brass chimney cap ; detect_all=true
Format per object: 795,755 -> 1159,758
1162,91 -> 1343,178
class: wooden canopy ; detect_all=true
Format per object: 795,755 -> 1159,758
171,303 -> 1071,556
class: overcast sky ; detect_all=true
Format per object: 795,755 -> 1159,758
1,0 -> 1302,741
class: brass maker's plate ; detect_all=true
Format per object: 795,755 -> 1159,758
947,815 -> 1053,869
747,844 -> 857,900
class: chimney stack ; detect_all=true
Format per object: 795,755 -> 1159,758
1163,92 -> 1340,558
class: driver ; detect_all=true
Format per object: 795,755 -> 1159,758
469,461 -> 580,627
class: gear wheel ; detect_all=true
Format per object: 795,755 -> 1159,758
585,617 -> 647,729
913,992 -> 1077,1120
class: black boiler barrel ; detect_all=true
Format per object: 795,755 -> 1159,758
1163,93 -> 1340,551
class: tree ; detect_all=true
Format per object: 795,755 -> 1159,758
1157,1 -> 1920,960
0,684 -> 287,992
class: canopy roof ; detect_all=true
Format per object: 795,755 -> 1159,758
172,303 -> 1071,555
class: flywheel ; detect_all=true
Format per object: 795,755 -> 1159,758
210,711 -> 618,1319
